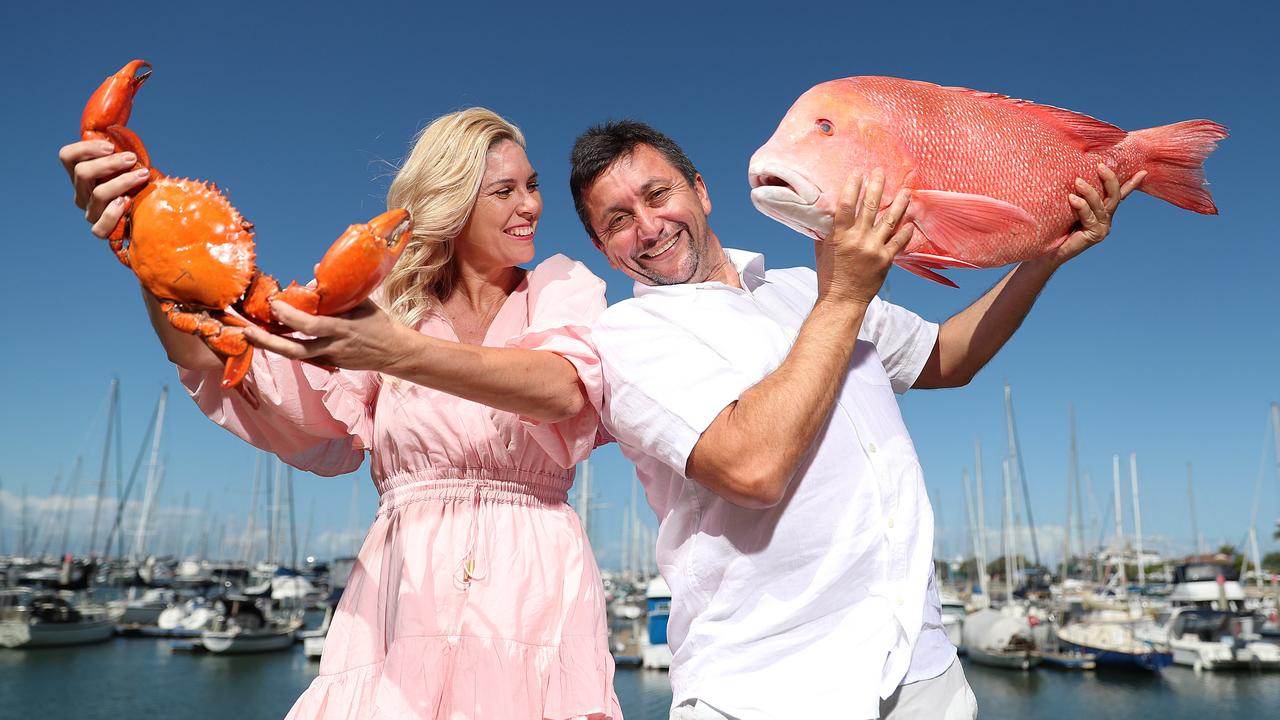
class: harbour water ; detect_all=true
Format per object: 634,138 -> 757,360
5,633 -> 1278,719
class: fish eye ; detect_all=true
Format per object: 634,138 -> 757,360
816,119 -> 835,136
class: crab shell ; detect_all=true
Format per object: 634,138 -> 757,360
125,176 -> 257,310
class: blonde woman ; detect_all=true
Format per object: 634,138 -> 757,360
60,109 -> 622,719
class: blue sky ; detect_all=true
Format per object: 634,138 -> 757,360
2,1 -> 1276,570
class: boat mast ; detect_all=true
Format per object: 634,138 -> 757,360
88,378 -> 119,559
243,454 -> 262,567
962,469 -> 988,602
1064,406 -> 1079,579
1073,411 -> 1086,564
1129,453 -> 1145,587
1186,463 -> 1205,557
20,485 -> 29,558
287,466 -> 298,570
58,455 -> 85,557
1002,459 -> 1016,603
1111,455 -> 1126,590
1003,383 -> 1041,568
1244,405 -> 1276,588
975,440 -> 990,598
130,387 -> 169,562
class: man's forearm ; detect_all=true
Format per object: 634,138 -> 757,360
923,257 -> 1059,388
686,299 -> 868,507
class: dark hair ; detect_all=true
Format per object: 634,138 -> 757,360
569,120 -> 699,240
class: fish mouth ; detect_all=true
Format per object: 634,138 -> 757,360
748,162 -> 832,240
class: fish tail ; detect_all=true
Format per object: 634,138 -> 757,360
1133,120 -> 1229,215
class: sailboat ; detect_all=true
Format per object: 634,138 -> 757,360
0,586 -> 119,648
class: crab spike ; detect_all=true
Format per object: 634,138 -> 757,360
81,60 -> 153,167
311,208 -> 414,315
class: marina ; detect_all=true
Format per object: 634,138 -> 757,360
3,630 -> 1279,720
2,391 -> 1279,716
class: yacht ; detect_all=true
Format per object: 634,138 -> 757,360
199,595 -> 302,655
0,588 -> 120,648
961,608 -> 1041,670
1135,606 -> 1280,671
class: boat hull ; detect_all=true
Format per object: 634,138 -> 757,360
0,618 -> 116,648
967,647 -> 1041,670
1059,639 -> 1172,672
200,629 -> 295,654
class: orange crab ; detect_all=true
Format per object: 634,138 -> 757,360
81,60 -> 412,400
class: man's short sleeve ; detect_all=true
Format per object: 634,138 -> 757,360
593,299 -> 758,476
862,297 -> 939,395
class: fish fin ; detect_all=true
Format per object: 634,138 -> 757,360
909,190 -> 1037,258
899,252 -> 981,270
894,259 -> 960,288
1131,120 -> 1229,215
941,85 -> 1127,153
1014,102 -> 1128,153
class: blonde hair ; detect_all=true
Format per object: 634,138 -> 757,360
383,108 -> 526,328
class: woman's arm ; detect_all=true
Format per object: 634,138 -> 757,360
243,300 -> 585,423
60,139 -> 223,371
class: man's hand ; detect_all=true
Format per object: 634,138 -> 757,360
815,168 -> 914,307
1034,164 -> 1147,269
242,299 -> 418,373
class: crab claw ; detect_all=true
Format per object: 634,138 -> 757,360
81,59 -> 152,166
310,208 -> 413,315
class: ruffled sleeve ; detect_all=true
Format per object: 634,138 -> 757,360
505,254 -> 607,469
177,349 -> 378,476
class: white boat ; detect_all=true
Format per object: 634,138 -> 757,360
202,623 -> 300,654
962,608 -> 1041,670
0,589 -> 119,648
110,587 -> 177,626
641,576 -> 672,670
303,634 -> 326,660
1057,620 -> 1172,672
1135,607 -> 1280,672
939,590 -> 966,652
198,595 -> 301,655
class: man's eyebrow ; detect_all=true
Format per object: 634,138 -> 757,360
599,177 -> 667,219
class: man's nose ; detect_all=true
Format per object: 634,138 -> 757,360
634,206 -> 663,240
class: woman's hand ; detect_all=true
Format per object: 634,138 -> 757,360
243,299 -> 419,373
58,140 -> 150,237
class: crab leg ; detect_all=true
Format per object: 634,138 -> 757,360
239,208 -> 413,326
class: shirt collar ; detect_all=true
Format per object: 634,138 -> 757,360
632,247 -> 769,298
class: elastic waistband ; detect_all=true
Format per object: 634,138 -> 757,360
376,467 -> 570,514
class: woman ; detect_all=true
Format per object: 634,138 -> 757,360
61,109 -> 622,719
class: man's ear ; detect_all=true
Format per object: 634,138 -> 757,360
694,173 -> 712,216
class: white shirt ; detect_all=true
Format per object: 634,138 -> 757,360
593,249 -> 955,720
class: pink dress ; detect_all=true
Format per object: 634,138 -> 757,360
179,254 -> 622,720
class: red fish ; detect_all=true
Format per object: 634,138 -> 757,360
748,77 -> 1227,286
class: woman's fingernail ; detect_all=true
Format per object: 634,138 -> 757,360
135,168 -> 149,177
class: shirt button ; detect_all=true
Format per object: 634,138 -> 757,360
868,442 -> 878,454
886,517 -> 895,529
895,595 -> 904,606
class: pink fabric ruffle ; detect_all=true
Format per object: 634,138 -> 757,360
288,632 -> 621,719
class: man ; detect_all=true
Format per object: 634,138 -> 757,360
570,121 -> 1142,719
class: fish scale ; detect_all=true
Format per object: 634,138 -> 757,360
748,76 -> 1227,286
